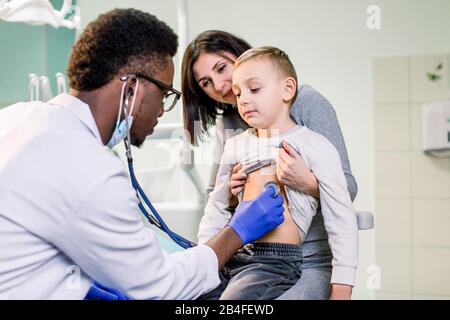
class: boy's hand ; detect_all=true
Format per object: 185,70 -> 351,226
229,163 -> 247,196
329,284 -> 352,300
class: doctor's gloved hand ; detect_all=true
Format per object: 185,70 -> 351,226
227,186 -> 285,245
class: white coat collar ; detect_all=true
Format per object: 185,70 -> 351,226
48,93 -> 103,144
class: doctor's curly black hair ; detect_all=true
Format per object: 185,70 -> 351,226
67,8 -> 178,91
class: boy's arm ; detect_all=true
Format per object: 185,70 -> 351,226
310,137 -> 359,287
197,139 -> 235,244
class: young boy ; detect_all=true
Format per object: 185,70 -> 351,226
197,47 -> 358,300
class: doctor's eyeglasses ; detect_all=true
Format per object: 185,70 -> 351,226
120,73 -> 181,112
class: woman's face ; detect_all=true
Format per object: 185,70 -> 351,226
193,52 -> 237,105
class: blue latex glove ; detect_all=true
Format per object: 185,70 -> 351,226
228,186 -> 284,245
84,281 -> 130,300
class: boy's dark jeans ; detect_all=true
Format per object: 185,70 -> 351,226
199,242 -> 303,300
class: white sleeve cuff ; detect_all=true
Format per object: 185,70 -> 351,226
331,266 -> 356,286
197,236 -> 209,245
196,244 -> 221,292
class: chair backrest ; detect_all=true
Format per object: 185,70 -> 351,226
356,211 -> 374,230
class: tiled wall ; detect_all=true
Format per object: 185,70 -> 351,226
373,54 -> 450,299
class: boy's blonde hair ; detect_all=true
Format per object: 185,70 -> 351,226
234,46 -> 298,104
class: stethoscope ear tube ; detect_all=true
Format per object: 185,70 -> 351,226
125,148 -> 196,249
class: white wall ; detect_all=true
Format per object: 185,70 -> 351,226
77,0 -> 450,299
374,54 -> 450,299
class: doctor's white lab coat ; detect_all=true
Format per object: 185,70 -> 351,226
0,94 -> 220,299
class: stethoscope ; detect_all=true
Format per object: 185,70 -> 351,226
120,80 -> 196,249
123,137 -> 196,249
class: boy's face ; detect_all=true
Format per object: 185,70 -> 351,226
232,58 -> 286,129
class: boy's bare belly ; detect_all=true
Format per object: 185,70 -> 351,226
241,165 -> 301,244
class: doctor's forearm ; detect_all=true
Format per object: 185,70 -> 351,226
205,227 -> 243,270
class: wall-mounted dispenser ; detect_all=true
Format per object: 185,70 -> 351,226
422,100 -> 450,157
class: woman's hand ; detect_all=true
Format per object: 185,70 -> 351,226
228,163 -> 247,197
276,141 -> 320,199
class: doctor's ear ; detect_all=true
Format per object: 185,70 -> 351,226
123,76 -> 139,97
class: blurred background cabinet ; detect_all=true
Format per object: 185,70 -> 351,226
0,0 -> 75,108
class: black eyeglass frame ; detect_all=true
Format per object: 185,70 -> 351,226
120,73 -> 181,112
